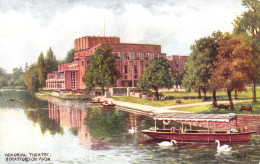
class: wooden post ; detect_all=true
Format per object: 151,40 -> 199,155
182,122 -> 184,133
190,122 -> 192,130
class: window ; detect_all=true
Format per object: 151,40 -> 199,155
121,52 -> 126,60
140,53 -> 144,60
149,53 -> 154,60
130,53 -> 135,60
134,65 -> 137,74
82,61 -> 84,66
124,65 -> 128,73
71,72 -> 76,89
134,75 -> 138,79
124,75 -> 127,79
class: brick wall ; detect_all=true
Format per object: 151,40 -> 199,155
185,115 -> 260,134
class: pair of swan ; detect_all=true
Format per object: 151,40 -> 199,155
158,140 -> 178,147
157,140 -> 231,152
215,140 -> 232,152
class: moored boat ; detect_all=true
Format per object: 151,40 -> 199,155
141,113 -> 256,142
101,103 -> 116,107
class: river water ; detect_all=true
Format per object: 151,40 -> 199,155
0,90 -> 259,164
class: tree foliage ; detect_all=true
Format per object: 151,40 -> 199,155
23,64 -> 39,93
45,47 -> 58,75
85,45 -> 119,94
37,52 -> 46,88
233,0 -> 260,102
59,48 -> 75,64
138,58 -> 174,99
183,32 -> 222,100
212,34 -> 255,109
0,68 -> 8,88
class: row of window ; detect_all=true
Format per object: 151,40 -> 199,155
112,52 -> 163,60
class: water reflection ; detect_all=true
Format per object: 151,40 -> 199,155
1,90 -> 260,163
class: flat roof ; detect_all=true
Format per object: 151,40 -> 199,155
153,113 -> 237,122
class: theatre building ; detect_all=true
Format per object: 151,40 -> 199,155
45,36 -> 166,93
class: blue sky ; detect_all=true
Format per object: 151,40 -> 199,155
0,0 -> 246,72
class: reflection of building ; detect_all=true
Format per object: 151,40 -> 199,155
166,55 -> 187,74
48,102 -> 91,146
45,36 -> 166,93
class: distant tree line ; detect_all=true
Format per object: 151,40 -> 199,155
23,47 -> 75,93
183,0 -> 260,109
0,67 -> 25,89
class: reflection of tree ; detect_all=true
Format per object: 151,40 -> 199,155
25,108 -> 64,135
85,108 -> 127,141
22,92 -> 64,136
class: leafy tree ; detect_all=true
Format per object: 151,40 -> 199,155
0,68 -> 8,88
9,67 -> 24,86
45,47 -> 58,74
23,64 -> 39,93
233,0 -> 260,102
85,45 -> 119,95
212,34 -> 255,109
138,58 -> 174,99
60,48 -> 75,64
183,32 -> 222,103
37,52 -> 46,88
173,72 -> 184,89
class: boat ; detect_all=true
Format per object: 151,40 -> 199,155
91,98 -> 103,104
141,113 -> 256,142
91,101 -> 103,104
101,103 -> 116,107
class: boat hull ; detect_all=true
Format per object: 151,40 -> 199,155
141,130 -> 256,142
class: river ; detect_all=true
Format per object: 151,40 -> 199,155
0,90 -> 259,163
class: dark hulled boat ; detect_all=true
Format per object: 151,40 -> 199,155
141,113 -> 256,142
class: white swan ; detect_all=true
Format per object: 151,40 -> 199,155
215,140 -> 232,152
128,127 -> 136,134
158,140 -> 177,147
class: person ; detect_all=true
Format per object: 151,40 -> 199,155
111,101 -> 113,105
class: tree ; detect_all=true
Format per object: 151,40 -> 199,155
212,34 -> 255,109
37,52 -> 46,88
45,47 -> 58,74
233,0 -> 260,103
23,64 -> 39,93
0,68 -> 8,88
60,48 -> 75,64
183,32 -> 222,103
9,67 -> 24,87
85,45 -> 119,95
138,58 -> 174,99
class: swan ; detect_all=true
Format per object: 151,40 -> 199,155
215,140 -> 232,152
128,127 -> 136,134
158,140 -> 177,147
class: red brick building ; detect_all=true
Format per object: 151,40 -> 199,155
166,55 -> 187,74
45,36 -> 166,93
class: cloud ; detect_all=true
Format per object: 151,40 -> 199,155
0,0 -> 245,73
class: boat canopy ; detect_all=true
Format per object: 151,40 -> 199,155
153,113 -> 237,123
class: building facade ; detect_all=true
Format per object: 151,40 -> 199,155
45,36 -> 166,93
166,55 -> 187,74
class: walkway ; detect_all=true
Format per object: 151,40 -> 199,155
97,96 -> 257,116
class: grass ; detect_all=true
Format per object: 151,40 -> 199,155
171,101 -> 260,114
113,96 -> 203,107
161,87 -> 260,100
113,87 -> 260,114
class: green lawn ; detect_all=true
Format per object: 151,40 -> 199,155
113,87 -> 260,114
161,87 -> 260,100
113,96 -> 203,107
171,101 -> 260,114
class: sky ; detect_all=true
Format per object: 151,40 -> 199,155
0,0 -> 246,73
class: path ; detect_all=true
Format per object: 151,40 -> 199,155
96,96 -> 257,116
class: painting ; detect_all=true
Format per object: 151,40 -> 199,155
0,0 -> 259,163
